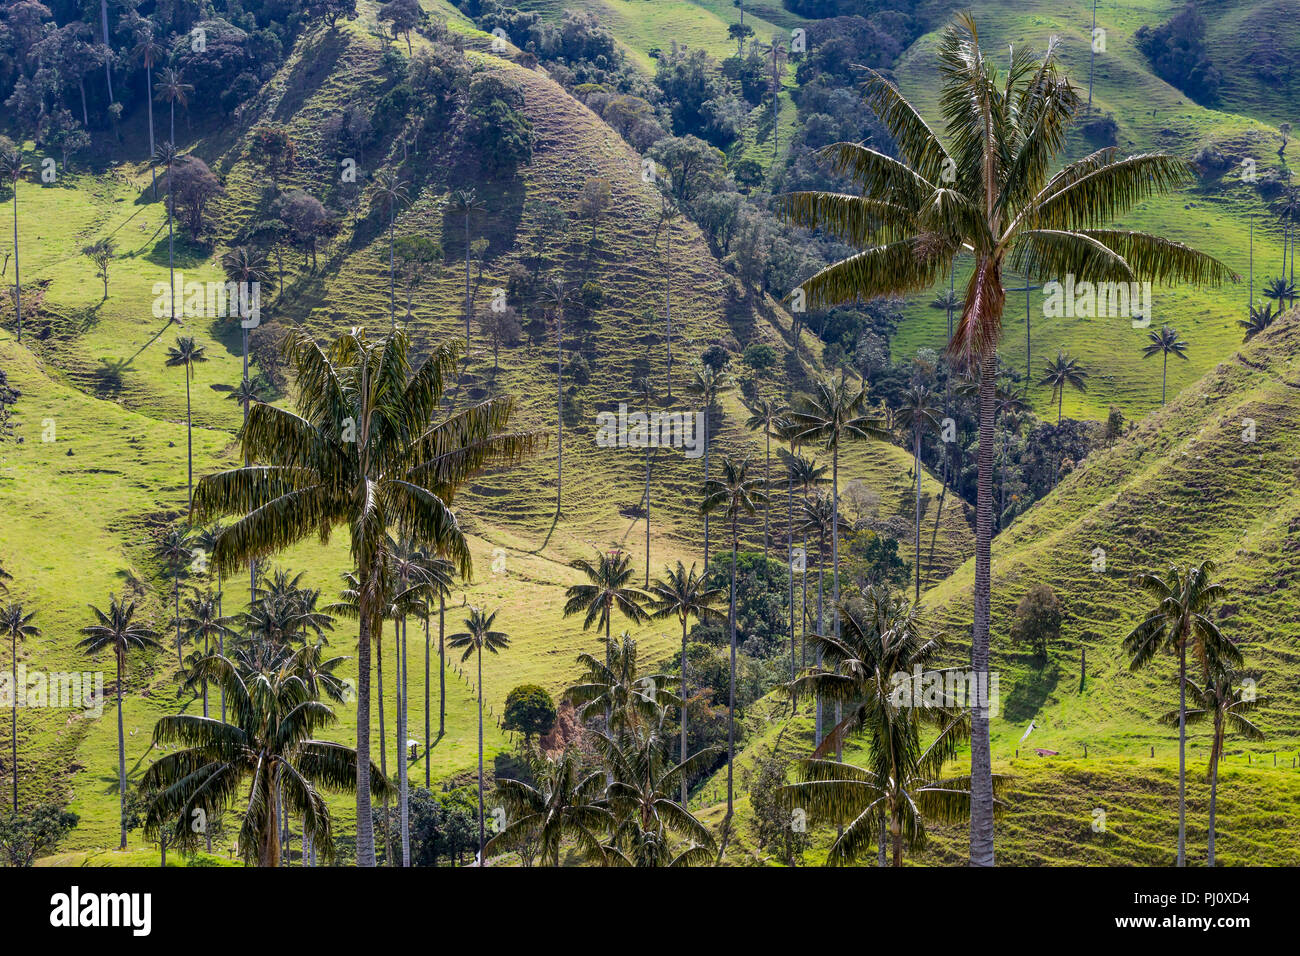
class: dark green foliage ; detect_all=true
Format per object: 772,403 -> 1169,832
465,74 -> 534,176
1009,584 -> 1063,659
1136,3 -> 1221,105
694,552 -> 789,659
503,684 -> 557,745
0,804 -> 78,867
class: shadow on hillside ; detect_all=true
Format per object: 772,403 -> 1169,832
1001,658 -> 1060,724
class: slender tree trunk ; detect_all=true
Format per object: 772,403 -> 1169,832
644,445 -> 652,587
702,413 -> 710,568
831,446 -> 841,762
174,568 -> 181,668
1177,641 -> 1186,866
355,595 -> 376,866
913,430 -> 922,603
166,160 -> 176,327
10,190 -> 20,344
1207,736 -> 1219,867
424,610 -> 431,789
787,467 -> 795,688
10,632 -> 16,813
116,653 -> 126,850
763,429 -> 771,558
1162,351 -> 1168,406
476,648 -> 485,862
556,305 -> 563,514
185,371 -> 193,510
815,532 -> 824,746
400,614 -> 409,866
665,227 -> 672,398
891,812 -> 902,867
726,520 -> 738,822
79,79 -> 88,128
438,595 -> 446,737
388,213 -> 395,329
146,68 -> 156,199
377,617 -> 391,865
680,615 -> 689,806
969,348 -> 997,867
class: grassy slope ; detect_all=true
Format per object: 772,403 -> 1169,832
703,309 -> 1300,864
0,4 -> 971,856
891,0 -> 1291,422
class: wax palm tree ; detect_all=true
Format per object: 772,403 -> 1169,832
155,526 -> 193,668
775,13 -> 1233,865
485,747 -> 611,865
1239,303 -> 1276,342
1262,276 -> 1295,312
895,384 -> 942,601
152,141 -> 180,326
785,373 -> 889,742
1,603 -> 39,812
744,398 -> 782,558
220,245 -> 273,447
368,171 -> 409,329
700,455 -> 766,825
0,147 -> 29,342
448,188 -> 485,346
154,67 -> 191,145
193,327 -> 541,867
130,30 -> 165,198
597,723 -> 717,867
177,589 -> 234,719
1142,325 -> 1188,406
1159,664 -> 1265,866
782,448 -> 828,674
566,633 -> 680,736
448,607 -> 511,861
143,648 -> 390,865
652,190 -> 681,391
644,561 -> 726,803
798,491 -> 835,743
78,596 -> 162,850
1038,349 -> 1088,424
1124,560 -> 1242,866
410,549 -> 455,787
685,363 -> 733,566
164,336 -> 208,510
542,277 -> 570,515
563,548 -> 650,667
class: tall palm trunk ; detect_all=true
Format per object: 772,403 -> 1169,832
556,304 -> 563,514
424,609 -> 431,789
814,530 -> 824,746
913,429 -> 922,603
787,468 -> 795,687
184,369 -> 194,510
146,68 -> 156,198
665,224 -> 672,398
397,614 -> 409,867
173,567 -> 182,668
115,651 -> 126,850
762,428 -> 771,558
99,0 -> 113,104
644,445 -> 652,587
681,613 -> 691,806
1208,713 -> 1221,866
377,617 -> 391,864
355,592 -> 376,866
10,631 -> 17,812
438,594 -> 446,737
831,446 -> 842,762
1177,637 -> 1187,866
1161,351 -> 1168,405
702,411 -> 711,567
10,186 -> 20,344
969,348 -> 998,866
388,211 -> 396,327
726,517 -> 738,821
166,158 -> 176,327
476,647 -> 485,861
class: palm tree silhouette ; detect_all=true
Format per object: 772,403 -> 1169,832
164,336 -> 208,510
0,147 -> 30,342
701,455 -> 766,829
644,562 -> 725,803
775,13 -> 1234,864
1124,560 -> 1241,866
448,607 -> 510,863
78,596 -> 161,850
1039,349 -> 1089,424
1,602 -> 39,812
1141,325 -> 1188,406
